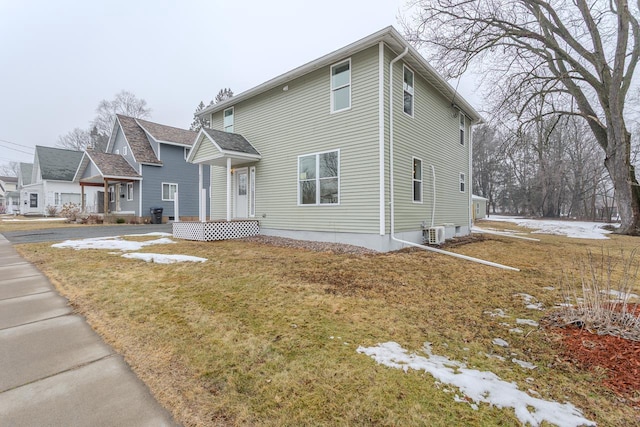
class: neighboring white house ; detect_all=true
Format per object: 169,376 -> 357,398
19,146 -> 100,215
472,195 -> 489,220
185,26 -> 482,251
0,175 -> 19,214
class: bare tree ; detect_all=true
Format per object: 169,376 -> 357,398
0,161 -> 20,177
404,0 -> 640,233
92,90 -> 151,148
190,101 -> 210,131
214,88 -> 234,104
56,128 -> 91,151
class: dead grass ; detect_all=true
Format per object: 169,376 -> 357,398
14,220 -> 640,426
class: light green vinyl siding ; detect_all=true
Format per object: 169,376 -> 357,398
210,46 -> 381,233
390,58 -> 470,231
191,134 -> 218,163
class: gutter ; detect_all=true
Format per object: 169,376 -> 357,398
387,48 -> 519,272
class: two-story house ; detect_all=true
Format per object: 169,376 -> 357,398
183,26 -> 481,251
78,115 -> 209,221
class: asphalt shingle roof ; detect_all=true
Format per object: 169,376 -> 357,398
136,118 -> 198,146
85,150 -> 141,179
116,115 -> 161,165
19,163 -> 33,185
35,146 -> 84,181
202,128 -> 260,156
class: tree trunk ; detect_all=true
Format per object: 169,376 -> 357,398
605,129 -> 640,234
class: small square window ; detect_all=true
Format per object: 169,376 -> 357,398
123,146 -> 128,156
162,183 -> 178,201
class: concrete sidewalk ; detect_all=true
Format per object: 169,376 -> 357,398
0,234 -> 178,426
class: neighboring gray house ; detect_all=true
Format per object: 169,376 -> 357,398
18,146 -> 98,215
185,26 -> 481,251
78,115 -> 209,221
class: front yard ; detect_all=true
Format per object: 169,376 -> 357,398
12,220 -> 640,426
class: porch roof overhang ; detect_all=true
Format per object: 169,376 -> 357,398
187,128 -> 261,166
79,150 -> 142,185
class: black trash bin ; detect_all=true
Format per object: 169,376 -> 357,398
150,207 -> 163,224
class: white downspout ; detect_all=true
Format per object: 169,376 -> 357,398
388,47 -> 518,272
469,118 -> 473,231
226,157 -> 232,221
198,163 -> 204,222
430,164 -> 436,227
378,41 -> 386,236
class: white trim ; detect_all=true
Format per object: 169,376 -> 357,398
297,149 -> 340,206
234,167 -> 249,218
403,64 -> 415,117
161,182 -> 178,201
226,158 -> 232,221
223,107 -> 234,132
249,165 -> 256,217
330,58 -> 351,113
378,41 -> 385,236
412,157 -> 423,203
184,147 -> 191,160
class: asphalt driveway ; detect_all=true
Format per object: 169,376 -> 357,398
2,224 -> 172,244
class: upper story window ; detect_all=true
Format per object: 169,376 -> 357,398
403,66 -> 414,117
298,150 -> 339,205
123,146 -> 128,156
459,114 -> 465,145
184,147 -> 191,160
330,59 -> 351,113
162,182 -> 178,201
460,173 -> 466,192
223,107 -> 234,132
412,157 -> 422,203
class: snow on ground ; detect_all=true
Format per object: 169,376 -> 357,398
2,217 -> 67,222
52,236 -> 175,251
122,253 -> 207,264
52,233 -> 205,264
482,215 -> 613,239
357,342 -> 595,427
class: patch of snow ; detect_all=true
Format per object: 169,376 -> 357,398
499,322 -> 511,328
124,232 -> 173,237
516,319 -> 539,327
604,289 -> 639,301
486,215 -> 613,240
2,217 -> 67,222
509,328 -> 524,334
52,236 -> 175,251
357,342 -> 595,427
512,359 -> 537,370
542,286 -> 555,291
484,308 -> 508,318
121,253 -> 207,264
486,353 -> 506,361
492,338 -> 509,347
515,293 -> 545,311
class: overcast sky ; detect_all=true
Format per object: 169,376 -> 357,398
0,0 -> 479,167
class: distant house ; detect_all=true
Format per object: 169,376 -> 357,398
184,26 -> 481,251
18,146 -> 99,215
472,195 -> 488,220
0,175 -> 19,213
78,115 -> 209,221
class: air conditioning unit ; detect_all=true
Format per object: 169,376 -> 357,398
424,226 -> 445,245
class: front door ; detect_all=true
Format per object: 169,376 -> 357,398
235,168 -> 248,218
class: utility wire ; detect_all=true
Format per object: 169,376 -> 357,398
0,138 -> 35,149
0,142 -> 34,155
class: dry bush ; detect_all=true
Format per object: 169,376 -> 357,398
59,202 -> 81,222
46,205 -> 58,217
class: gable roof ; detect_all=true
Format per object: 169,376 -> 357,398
115,115 -> 162,165
35,146 -> 84,181
201,128 -> 260,156
135,118 -> 198,146
0,175 -> 18,184
19,163 -> 33,186
198,26 -> 481,122
84,150 -> 141,180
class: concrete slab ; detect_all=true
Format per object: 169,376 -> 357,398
0,315 -> 113,392
0,356 -> 177,426
0,292 -> 71,330
0,256 -> 27,267
0,275 -> 51,300
0,262 -> 44,280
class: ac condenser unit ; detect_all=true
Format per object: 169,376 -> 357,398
425,226 -> 446,245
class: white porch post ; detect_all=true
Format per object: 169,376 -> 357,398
200,189 -> 207,222
174,191 -> 179,222
198,164 -> 204,222
226,157 -> 232,221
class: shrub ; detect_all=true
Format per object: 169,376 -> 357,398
0,205 -> 6,214
46,205 -> 58,217
59,203 -> 81,222
550,249 -> 640,341
85,215 -> 103,225
116,218 -> 126,224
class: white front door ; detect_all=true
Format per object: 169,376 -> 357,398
235,168 -> 248,218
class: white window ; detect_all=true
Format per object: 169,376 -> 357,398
460,173 -> 466,192
184,147 -> 191,160
412,157 -> 422,203
29,193 -> 38,208
330,59 -> 351,112
403,66 -> 414,117
460,114 -> 465,145
127,183 -> 134,201
108,186 -> 115,202
162,183 -> 178,201
223,107 -> 234,132
249,166 -> 256,217
298,150 -> 339,205
54,192 -> 61,206
115,149 -> 120,155
123,146 -> 128,156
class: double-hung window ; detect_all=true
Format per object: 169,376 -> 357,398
459,173 -> 466,192
331,59 -> 351,112
223,107 -> 234,132
403,66 -> 414,116
127,183 -> 134,201
459,114 -> 465,145
412,157 -> 422,202
298,150 -> 339,205
162,183 -> 178,201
